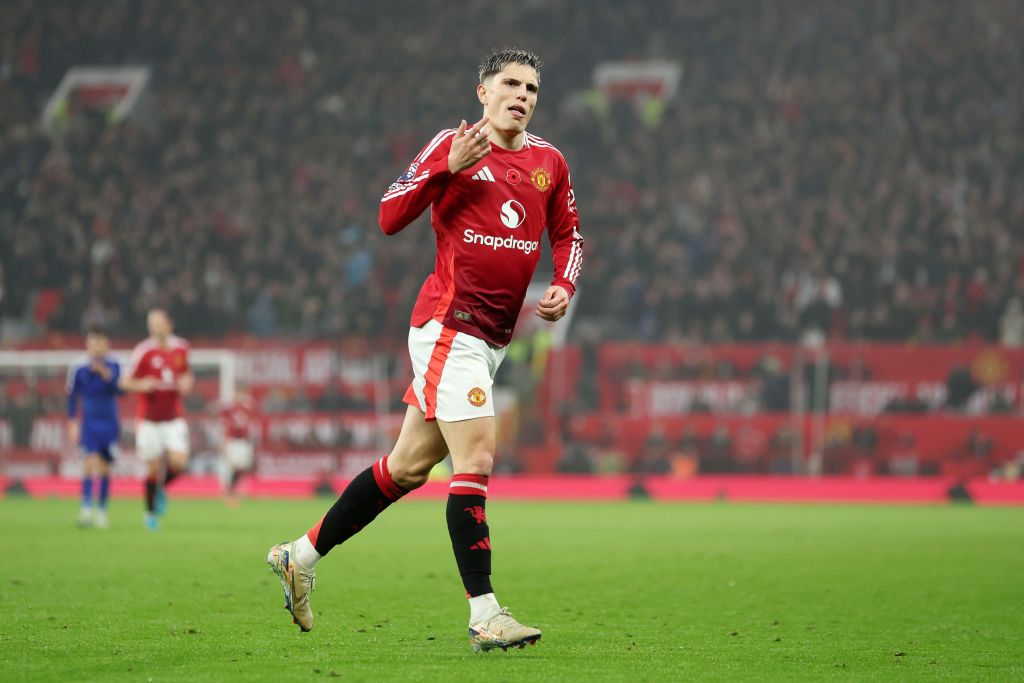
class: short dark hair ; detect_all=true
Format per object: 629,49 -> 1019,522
479,47 -> 543,84
85,325 -> 108,338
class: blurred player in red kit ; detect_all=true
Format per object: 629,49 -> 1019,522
268,48 -> 583,651
123,308 -> 194,530
216,387 -> 257,506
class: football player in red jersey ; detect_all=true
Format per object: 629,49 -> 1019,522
123,309 -> 194,530
268,48 -> 582,650
214,387 -> 257,507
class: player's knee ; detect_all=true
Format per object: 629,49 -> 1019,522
460,449 -> 494,476
389,457 -> 432,490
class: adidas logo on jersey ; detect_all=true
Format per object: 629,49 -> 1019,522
471,166 -> 496,182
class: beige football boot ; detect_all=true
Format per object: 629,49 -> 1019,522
468,607 -> 542,652
266,542 -> 316,632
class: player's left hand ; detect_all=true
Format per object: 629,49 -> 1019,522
535,285 -> 570,322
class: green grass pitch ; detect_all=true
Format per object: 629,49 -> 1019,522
1,497 -> 1022,681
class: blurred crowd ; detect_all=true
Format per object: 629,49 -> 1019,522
557,420 -> 1024,480
1,0 -> 1023,345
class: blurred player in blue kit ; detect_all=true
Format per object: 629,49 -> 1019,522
66,326 -> 153,528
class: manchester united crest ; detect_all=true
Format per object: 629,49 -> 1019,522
468,387 -> 487,407
530,167 -> 552,192
972,350 -> 1008,385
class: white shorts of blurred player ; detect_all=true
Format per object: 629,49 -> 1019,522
403,319 -> 507,422
223,438 -> 254,470
135,418 -> 190,461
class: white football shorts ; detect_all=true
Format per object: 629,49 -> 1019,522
136,418 -> 190,461
224,438 -> 254,469
403,319 -> 507,422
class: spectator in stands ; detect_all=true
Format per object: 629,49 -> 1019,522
0,1 -> 1022,349
755,356 -> 791,412
770,427 -> 797,474
945,365 -> 979,412
3,0 -> 1024,482
1001,450 -> 1024,481
1001,298 -> 1024,347
698,425 -> 734,474
887,433 -> 919,477
340,386 -> 373,412
944,430 -> 995,480
849,424 -> 879,477
633,429 -> 672,475
8,392 -> 37,447
732,425 -> 768,473
260,387 -> 290,414
822,429 -> 853,476
988,391 -> 1016,415
315,382 -> 345,413
556,443 -> 595,475
587,420 -> 628,475
886,395 -> 930,414
492,448 -> 523,475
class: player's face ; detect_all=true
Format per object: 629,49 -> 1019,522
85,333 -> 108,358
147,311 -> 172,340
478,63 -> 539,135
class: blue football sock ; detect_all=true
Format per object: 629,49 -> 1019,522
98,476 -> 110,510
82,477 -> 93,508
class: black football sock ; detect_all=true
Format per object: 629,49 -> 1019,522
164,467 -> 180,486
229,470 -> 243,494
144,477 -> 157,513
447,474 -> 493,597
307,456 -> 407,556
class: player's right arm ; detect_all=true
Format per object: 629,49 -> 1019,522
378,118 -> 492,235
176,344 -> 194,395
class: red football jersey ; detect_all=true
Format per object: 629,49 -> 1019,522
379,129 -> 583,347
219,395 -> 256,440
128,336 -> 190,422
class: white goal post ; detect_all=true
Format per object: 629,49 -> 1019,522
0,349 -> 238,478
0,349 -> 237,404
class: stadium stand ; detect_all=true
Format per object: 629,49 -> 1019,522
1,1 -> 1023,480
1,0 -> 1022,344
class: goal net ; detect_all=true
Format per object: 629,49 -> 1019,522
0,349 -> 236,479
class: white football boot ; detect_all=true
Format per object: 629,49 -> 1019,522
266,541 -> 316,632
469,607 -> 541,652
